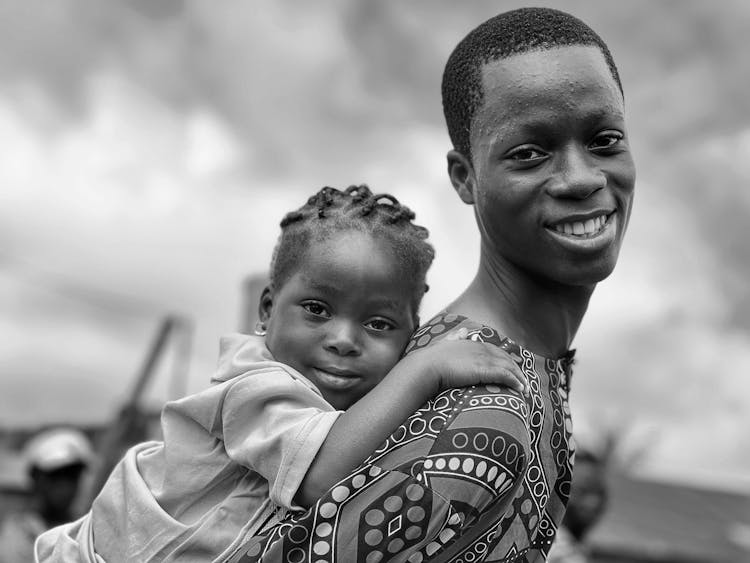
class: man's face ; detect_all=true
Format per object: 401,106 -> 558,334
466,45 -> 636,288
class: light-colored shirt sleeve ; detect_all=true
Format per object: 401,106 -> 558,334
36,339 -> 342,563
218,367 -> 342,508
144,360 -> 342,519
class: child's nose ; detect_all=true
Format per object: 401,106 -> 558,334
324,322 -> 361,356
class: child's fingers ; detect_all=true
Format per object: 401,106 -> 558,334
503,368 -> 529,396
461,359 -> 523,394
485,364 -> 527,395
428,338 -> 529,396
503,360 -> 528,395
479,348 -> 529,396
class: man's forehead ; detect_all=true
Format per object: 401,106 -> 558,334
478,44 -> 612,93
471,45 -> 624,131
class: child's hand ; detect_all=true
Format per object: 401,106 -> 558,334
401,329 -> 529,396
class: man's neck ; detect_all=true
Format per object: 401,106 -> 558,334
444,253 -> 594,358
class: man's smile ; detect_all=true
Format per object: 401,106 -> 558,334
545,211 -> 618,251
551,212 -> 611,237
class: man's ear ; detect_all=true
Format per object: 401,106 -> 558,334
447,149 -> 477,205
258,286 -> 274,326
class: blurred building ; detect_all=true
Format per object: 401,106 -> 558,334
589,473 -> 750,562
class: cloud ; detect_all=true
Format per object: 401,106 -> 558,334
572,172 -> 750,482
2,0 -> 750,486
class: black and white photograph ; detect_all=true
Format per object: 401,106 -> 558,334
1,1 -> 749,562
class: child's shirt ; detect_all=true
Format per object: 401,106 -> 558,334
35,334 -> 342,563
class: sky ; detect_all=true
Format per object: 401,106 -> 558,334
1,0 -> 749,491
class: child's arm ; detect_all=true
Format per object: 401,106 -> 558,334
294,337 -> 527,507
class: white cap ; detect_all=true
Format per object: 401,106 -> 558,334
23,428 -> 94,472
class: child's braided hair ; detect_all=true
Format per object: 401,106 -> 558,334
270,185 -> 435,313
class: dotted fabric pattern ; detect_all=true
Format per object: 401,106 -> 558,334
224,314 -> 574,563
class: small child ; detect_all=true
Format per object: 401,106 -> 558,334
36,185 -> 526,563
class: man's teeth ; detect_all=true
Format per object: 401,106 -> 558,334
554,215 -> 608,236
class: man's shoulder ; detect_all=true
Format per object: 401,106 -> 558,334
405,313 -> 502,355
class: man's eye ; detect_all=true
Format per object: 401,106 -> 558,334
365,319 -> 394,331
590,131 -> 623,151
302,302 -> 330,317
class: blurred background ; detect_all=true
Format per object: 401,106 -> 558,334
0,0 -> 749,561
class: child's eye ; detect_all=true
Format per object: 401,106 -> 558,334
506,145 -> 547,164
365,318 -> 395,332
301,302 -> 330,318
589,131 -> 624,152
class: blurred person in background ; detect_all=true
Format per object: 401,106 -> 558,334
0,427 -> 93,563
548,441 -> 610,563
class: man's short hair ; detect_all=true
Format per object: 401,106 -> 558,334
441,7 -> 623,161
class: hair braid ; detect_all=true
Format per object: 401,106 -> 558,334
268,184 -> 435,313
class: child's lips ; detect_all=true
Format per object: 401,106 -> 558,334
319,365 -> 358,377
311,367 -> 362,389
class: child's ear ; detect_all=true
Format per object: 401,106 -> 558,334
447,149 -> 476,205
258,286 -> 274,325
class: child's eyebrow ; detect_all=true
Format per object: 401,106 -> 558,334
305,281 -> 406,313
367,297 -> 406,314
306,280 -> 344,294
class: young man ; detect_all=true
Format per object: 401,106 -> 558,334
224,7 -> 635,563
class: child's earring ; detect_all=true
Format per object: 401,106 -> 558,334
253,322 -> 267,337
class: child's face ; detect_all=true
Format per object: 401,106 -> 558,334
261,231 -> 418,410
465,45 -> 636,287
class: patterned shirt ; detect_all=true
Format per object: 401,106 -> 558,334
226,314 -> 575,563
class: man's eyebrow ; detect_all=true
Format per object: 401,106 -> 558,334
582,106 -> 626,124
518,107 -> 625,130
496,112 -> 625,143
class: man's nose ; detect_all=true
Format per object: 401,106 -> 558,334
546,146 -> 606,199
324,321 -> 362,356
